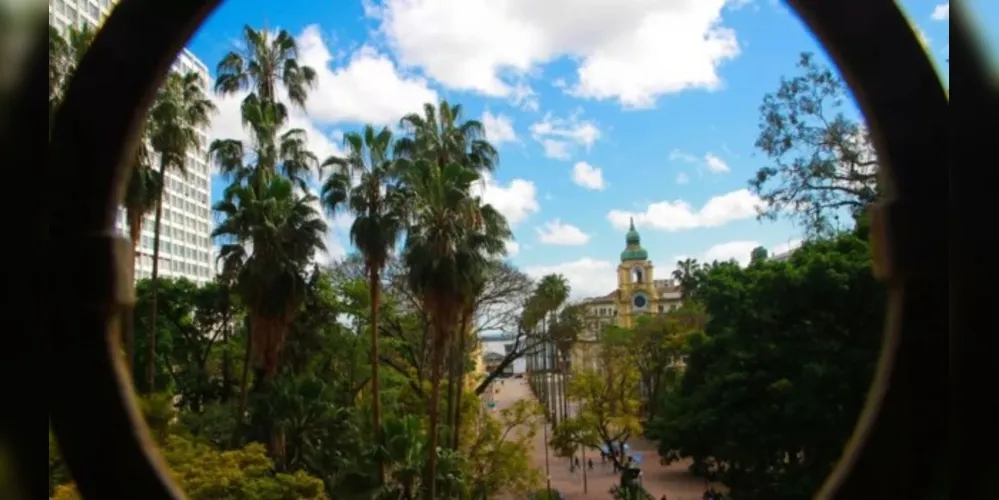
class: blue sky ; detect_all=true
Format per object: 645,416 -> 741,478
188,0 -> 960,301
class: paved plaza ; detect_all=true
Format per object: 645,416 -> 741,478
490,378 -> 714,499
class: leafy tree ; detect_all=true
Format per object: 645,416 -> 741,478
549,414 -> 599,460
563,327 -> 643,470
626,310 -> 700,420
131,277 -> 201,395
51,439 -> 326,500
464,399 -> 544,498
672,258 -> 701,299
751,52 -> 879,236
654,232 -> 885,499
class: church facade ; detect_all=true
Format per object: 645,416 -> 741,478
572,219 -> 683,371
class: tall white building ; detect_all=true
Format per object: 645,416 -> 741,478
50,0 -> 216,284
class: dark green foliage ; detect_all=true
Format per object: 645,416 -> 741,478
651,232 -> 885,499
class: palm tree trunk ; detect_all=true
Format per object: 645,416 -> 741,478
427,328 -> 446,500
444,336 -> 456,448
221,316 -> 232,402
451,311 -> 471,450
369,267 -> 385,485
234,316 -> 252,447
146,157 -> 167,393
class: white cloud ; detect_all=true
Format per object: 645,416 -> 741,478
295,25 -> 439,126
675,172 -> 690,184
727,0 -> 754,10
471,173 -> 540,227
671,149 -> 729,174
530,111 -> 601,160
771,238 -> 803,256
505,239 -> 521,256
536,219 -> 591,245
368,0 -> 740,109
704,152 -> 730,173
524,258 -> 617,300
931,3 -> 949,21
660,237 -> 802,272
669,149 -> 699,163
481,111 -> 518,145
540,139 -> 571,160
571,161 -> 606,190
702,240 -> 759,266
607,189 -> 763,232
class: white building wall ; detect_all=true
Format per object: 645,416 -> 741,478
50,0 -> 215,284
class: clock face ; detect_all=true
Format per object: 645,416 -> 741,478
633,295 -> 647,309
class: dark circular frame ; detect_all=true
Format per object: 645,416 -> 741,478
38,0 -> 949,498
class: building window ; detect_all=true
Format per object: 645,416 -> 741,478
631,267 -> 643,283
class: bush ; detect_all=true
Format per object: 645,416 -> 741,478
609,484 -> 656,500
49,435 -> 324,500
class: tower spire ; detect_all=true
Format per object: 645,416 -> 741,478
629,217 -> 635,230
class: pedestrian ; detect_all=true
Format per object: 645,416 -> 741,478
587,458 -> 593,470
661,495 -> 668,500
600,451 -> 606,464
574,456 -> 580,469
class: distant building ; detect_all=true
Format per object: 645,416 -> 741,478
770,246 -> 799,262
482,351 -> 512,377
49,0 -> 215,284
569,219 -> 684,371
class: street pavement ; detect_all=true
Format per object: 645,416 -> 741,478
488,378 -> 714,499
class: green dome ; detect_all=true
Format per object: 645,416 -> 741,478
620,248 -> 648,261
625,218 -> 641,243
620,218 -> 648,261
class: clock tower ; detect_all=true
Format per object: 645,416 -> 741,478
616,218 -> 657,328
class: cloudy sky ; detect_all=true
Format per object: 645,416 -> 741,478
189,0 -> 960,301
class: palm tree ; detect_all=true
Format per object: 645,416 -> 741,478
400,160 -> 505,499
48,24 -> 96,119
552,304 -> 584,422
215,25 -> 317,110
395,100 -> 498,174
121,132 -> 161,374
209,95 -> 319,192
213,176 -> 327,377
537,274 -> 569,423
449,207 -> 511,451
320,125 -> 406,485
672,258 -> 701,299
146,71 -> 216,393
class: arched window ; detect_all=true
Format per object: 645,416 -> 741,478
631,267 -> 643,283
